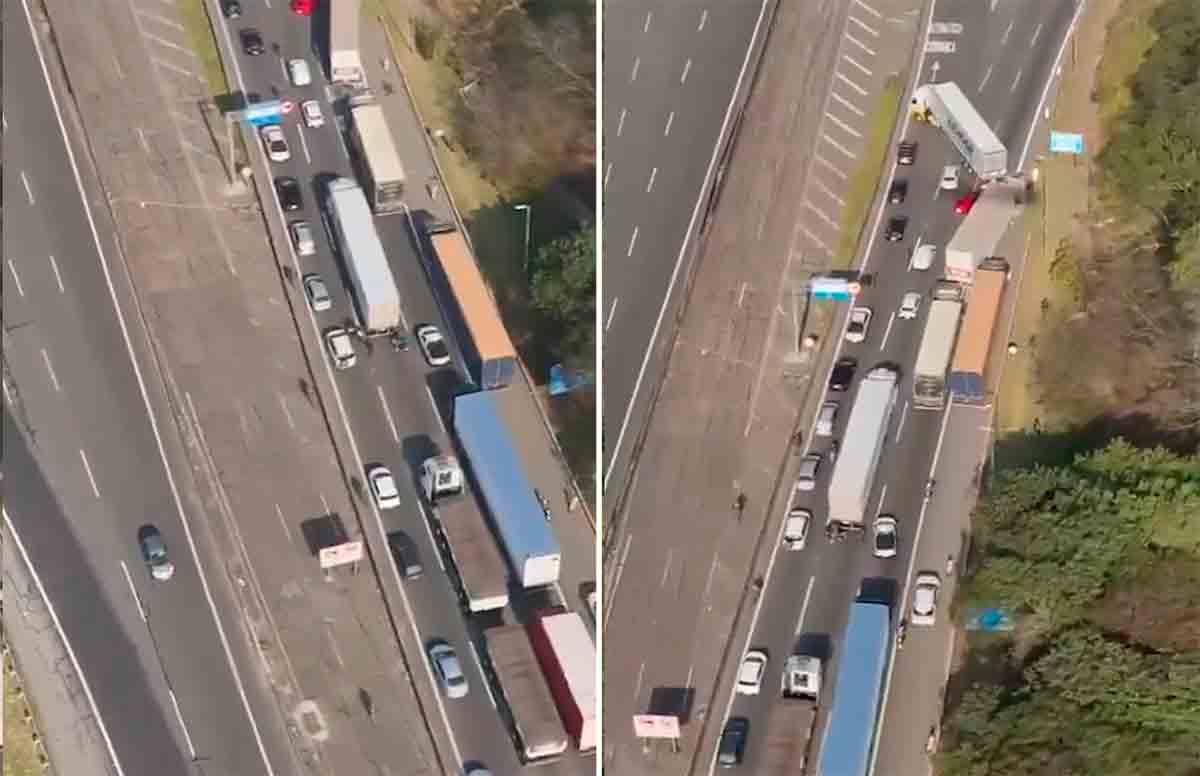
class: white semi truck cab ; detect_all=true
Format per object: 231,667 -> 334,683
421,455 -> 464,504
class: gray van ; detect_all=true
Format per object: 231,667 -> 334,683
387,531 -> 424,579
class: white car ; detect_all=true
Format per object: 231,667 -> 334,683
324,327 -> 357,369
783,508 -> 811,551
368,465 -> 401,510
288,58 -> 312,86
796,453 -> 821,491
816,400 -> 838,437
303,273 -> 332,312
911,243 -> 936,271
911,572 -> 942,626
260,124 -> 290,163
872,515 -> 898,559
735,649 -> 768,695
898,292 -> 922,320
428,641 -> 469,699
940,165 -> 960,190
290,220 -> 316,256
845,306 -> 872,343
300,99 -> 324,128
416,324 -> 452,367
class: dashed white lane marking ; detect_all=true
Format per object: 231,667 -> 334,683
814,153 -> 849,179
8,260 -> 26,297
604,162 -> 612,189
698,9 -> 708,31
664,110 -> 675,136
628,226 -> 640,257
21,170 -> 35,204
135,127 -> 152,156
425,386 -> 446,433
120,562 -> 147,622
277,391 -> 295,430
853,0 -> 883,19
1031,22 -> 1043,47
644,11 -> 653,32
979,64 -> 993,92
631,57 -> 640,82
377,385 -> 400,443
895,400 -> 910,441
296,125 -> 312,164
823,132 -> 859,159
681,58 -> 692,83
646,166 -> 658,193
1011,68 -> 1023,92
617,107 -> 627,136
843,53 -> 873,77
845,32 -> 877,57
606,298 -> 619,331
825,111 -> 863,139
836,71 -> 869,96
275,504 -> 292,544
848,15 -> 880,37
832,91 -> 866,118
41,349 -> 62,392
1001,19 -> 1014,45
79,448 -> 101,498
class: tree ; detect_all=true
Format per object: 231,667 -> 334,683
530,226 -> 595,371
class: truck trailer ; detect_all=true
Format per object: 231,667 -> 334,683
912,283 -> 965,410
760,655 -> 823,776
948,259 -> 1009,403
526,612 -> 597,751
484,625 -> 569,762
419,456 -> 509,612
323,178 -> 401,332
910,82 -> 1007,178
816,599 -> 891,776
826,367 -> 899,535
453,391 -> 561,587
944,181 -> 1022,283
347,95 -> 406,214
328,0 -> 365,86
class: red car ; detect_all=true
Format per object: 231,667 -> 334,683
954,190 -> 980,215
291,0 -> 314,15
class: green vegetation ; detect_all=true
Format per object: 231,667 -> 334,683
835,73 -> 906,268
940,441 -> 1200,776
178,0 -> 229,96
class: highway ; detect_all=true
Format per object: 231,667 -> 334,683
601,0 -> 770,489
705,0 -> 1082,773
215,3 -> 595,774
3,6 -> 287,774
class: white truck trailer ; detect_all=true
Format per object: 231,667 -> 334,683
912,282 -> 965,410
760,656 -> 822,776
944,180 -> 1023,283
826,367 -> 899,535
323,178 -> 401,332
910,82 -> 1007,178
420,456 -> 509,612
329,0 -> 366,86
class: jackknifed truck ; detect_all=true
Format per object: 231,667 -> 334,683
420,456 -> 509,613
527,611 -> 597,752
910,82 -> 1007,178
944,180 -> 1022,283
912,282 -> 965,410
826,367 -> 899,538
484,625 -> 569,762
760,655 -> 823,775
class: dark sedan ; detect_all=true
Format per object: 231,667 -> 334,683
885,216 -> 908,242
275,177 -> 303,212
829,357 -> 858,392
239,28 -> 265,56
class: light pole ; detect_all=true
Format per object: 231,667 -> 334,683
514,203 -> 532,274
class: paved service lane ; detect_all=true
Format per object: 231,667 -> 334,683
3,6 -> 284,774
602,0 -> 769,487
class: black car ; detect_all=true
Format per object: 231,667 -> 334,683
888,179 -> 908,204
897,140 -> 917,165
829,357 -> 858,392
885,216 -> 908,242
717,717 -> 749,768
387,531 -> 424,579
275,177 -> 303,211
221,0 -> 242,18
240,28 -> 265,56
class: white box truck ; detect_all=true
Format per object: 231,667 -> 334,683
910,82 -> 1007,178
826,367 -> 899,535
912,283 -> 965,410
329,0 -> 366,86
944,181 -> 1023,283
323,178 -> 401,332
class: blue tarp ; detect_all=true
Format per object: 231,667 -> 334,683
548,364 -> 592,396
453,391 -> 560,586
948,370 -> 986,403
818,601 -> 891,776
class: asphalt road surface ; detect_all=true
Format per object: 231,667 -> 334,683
602,0 -> 770,489
3,7 -> 287,774
704,0 -> 1083,774
218,4 -> 594,774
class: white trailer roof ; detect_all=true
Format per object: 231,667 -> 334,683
914,300 -> 962,379
351,104 -> 407,186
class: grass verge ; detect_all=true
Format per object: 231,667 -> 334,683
4,652 -> 49,776
834,72 -> 906,268
178,0 -> 230,97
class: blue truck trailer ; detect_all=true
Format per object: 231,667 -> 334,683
817,598 -> 892,776
453,391 -> 561,587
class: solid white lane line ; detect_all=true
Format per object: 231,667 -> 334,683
120,562 -> 148,621
41,349 -> 62,392
8,260 -> 26,297
1018,2 -> 1090,170
167,689 -> 198,759
875,484 -> 888,517
21,170 -> 35,203
377,385 -> 400,443
79,449 -> 101,497
48,255 -> 65,292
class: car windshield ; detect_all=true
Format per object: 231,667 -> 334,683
877,532 -> 896,549
428,339 -> 449,358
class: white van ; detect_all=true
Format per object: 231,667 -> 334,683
911,243 -> 936,271
816,401 -> 838,437
939,165 -> 960,190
